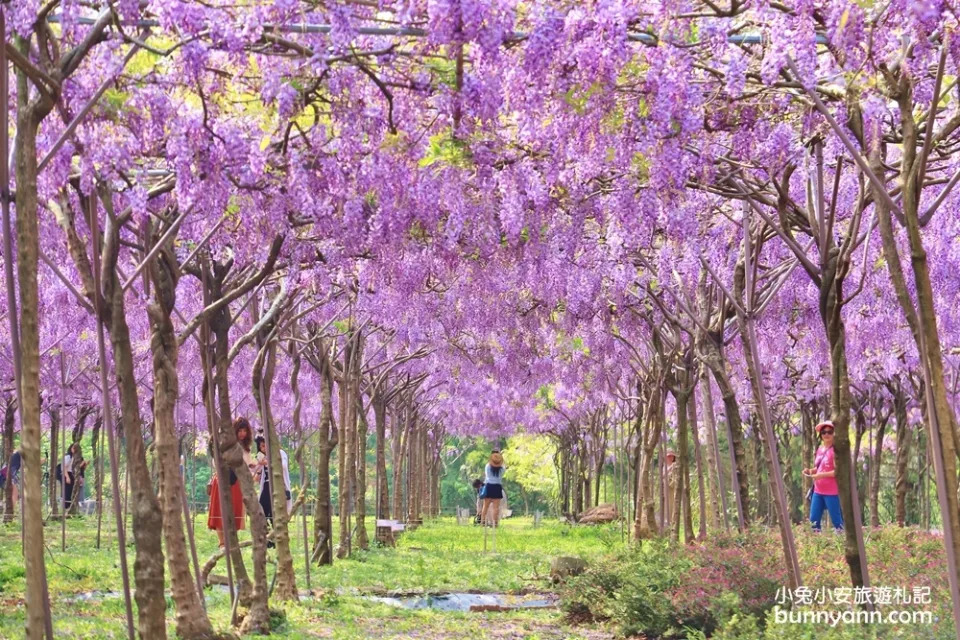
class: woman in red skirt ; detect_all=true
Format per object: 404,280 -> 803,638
207,418 -> 255,546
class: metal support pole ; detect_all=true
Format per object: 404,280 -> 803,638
299,430 -> 311,589
49,15 -> 830,46
178,397 -> 206,611
59,354 -> 67,551
95,409 -> 104,549
741,204 -> 803,590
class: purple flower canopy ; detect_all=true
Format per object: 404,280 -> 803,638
0,0 -> 955,442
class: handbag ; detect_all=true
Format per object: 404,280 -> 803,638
478,483 -> 487,499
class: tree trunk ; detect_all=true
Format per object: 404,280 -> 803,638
896,88 -> 960,603
870,412 -> 889,528
13,45 -> 54,640
701,335 -> 751,524
853,407 -> 867,479
48,407 -> 59,518
101,204 -> 168,639
893,384 -> 911,527
819,246 -> 868,589
559,447 -> 567,517
671,390 -> 694,544
697,382 -> 719,531
432,454 -> 442,517
201,373 -> 251,604
0,401 -> 8,519
353,358 -> 369,549
688,390 -> 708,538
257,341 -> 298,602
801,402 -> 816,503
2,400 -> 14,523
337,333 -> 358,558
374,395 -> 389,520
749,428 -> 765,523
391,400 -> 409,524
146,237 -> 214,638
311,340 -> 338,566
407,421 -> 420,523
634,386 -> 661,540
90,415 -> 102,525
572,449 -> 583,517
209,277 -> 269,633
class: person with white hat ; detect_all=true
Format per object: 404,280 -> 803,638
480,451 -> 505,527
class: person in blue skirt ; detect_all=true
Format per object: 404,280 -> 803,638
479,451 -> 505,527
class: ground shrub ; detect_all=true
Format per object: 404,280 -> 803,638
560,539 -> 693,636
560,526 -> 954,639
667,530 -> 786,633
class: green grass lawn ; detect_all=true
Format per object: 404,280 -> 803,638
0,513 -> 622,638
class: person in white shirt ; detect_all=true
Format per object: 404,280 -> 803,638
254,435 -> 292,528
479,451 -> 506,527
62,443 -> 87,511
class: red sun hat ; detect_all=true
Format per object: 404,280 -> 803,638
815,421 -> 835,436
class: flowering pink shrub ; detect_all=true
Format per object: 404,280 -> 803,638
562,526 -> 954,639
667,531 -> 788,631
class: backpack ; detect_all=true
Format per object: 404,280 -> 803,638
55,463 -> 62,482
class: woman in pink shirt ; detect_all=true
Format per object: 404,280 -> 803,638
803,421 -> 843,531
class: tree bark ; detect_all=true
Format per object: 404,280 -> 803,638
48,406 -> 58,517
870,409 -> 889,528
801,402 -> 816,504
13,40 -> 54,639
0,400 -> 8,518
896,86 -> 960,601
817,234 -> 868,589
146,230 -> 214,638
407,419 -> 421,523
892,383 -> 911,527
374,394 -> 389,519
634,384 -> 661,539
92,190 -> 170,638
256,339 -> 298,601
90,414 -> 102,526
701,334 -> 751,524
337,332 -> 359,558
391,398 -> 409,524
310,338 -> 338,566
671,389 -> 694,544
354,394 -> 370,549
208,269 -> 269,633
2,399 -> 13,523
688,389 -> 708,538
106,249 -> 168,638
